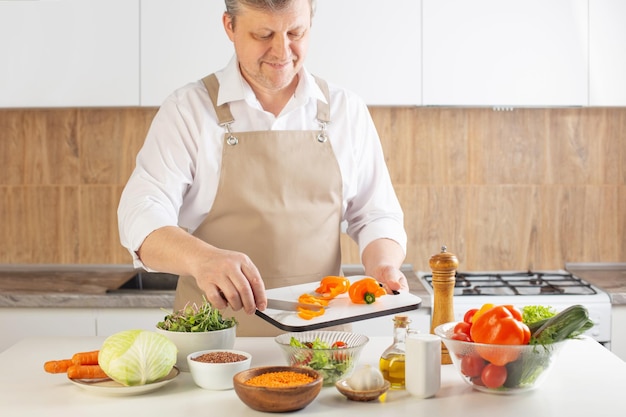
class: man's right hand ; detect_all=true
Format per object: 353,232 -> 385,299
137,226 -> 267,314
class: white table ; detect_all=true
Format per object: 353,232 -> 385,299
1,335 -> 624,416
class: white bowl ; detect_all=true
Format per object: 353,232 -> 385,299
155,325 -> 236,372
187,349 -> 252,390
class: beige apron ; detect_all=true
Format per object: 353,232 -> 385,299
173,73 -> 343,336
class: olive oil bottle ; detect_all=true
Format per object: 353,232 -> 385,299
379,315 -> 411,389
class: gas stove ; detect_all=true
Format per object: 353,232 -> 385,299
418,270 -> 612,345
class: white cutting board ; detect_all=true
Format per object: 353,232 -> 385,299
255,277 -> 422,332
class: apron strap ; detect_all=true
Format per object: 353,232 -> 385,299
312,75 -> 331,124
202,74 -> 235,127
202,72 -> 332,126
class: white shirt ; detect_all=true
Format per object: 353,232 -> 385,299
118,56 -> 407,269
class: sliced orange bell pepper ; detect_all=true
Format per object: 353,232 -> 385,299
348,277 -> 386,304
315,276 -> 350,299
298,293 -> 330,307
297,306 -> 325,320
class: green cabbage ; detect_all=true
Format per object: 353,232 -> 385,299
98,330 -> 177,386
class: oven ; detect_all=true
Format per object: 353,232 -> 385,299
417,270 -> 612,348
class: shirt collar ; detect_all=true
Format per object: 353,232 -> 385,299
215,55 -> 328,107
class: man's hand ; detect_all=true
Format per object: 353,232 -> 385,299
361,238 -> 408,294
138,226 -> 267,314
189,248 -> 267,314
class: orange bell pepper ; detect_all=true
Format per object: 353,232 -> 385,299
348,277 -> 386,304
315,276 -> 350,299
298,293 -> 330,307
297,306 -> 325,320
470,304 -> 531,366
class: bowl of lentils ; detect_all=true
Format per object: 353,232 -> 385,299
233,366 -> 323,412
187,349 -> 252,390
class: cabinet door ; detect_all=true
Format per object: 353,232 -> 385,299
422,0 -> 588,107
0,0 -> 139,108
611,305 -> 626,361
95,308 -> 166,337
0,308 -> 96,352
589,0 -> 626,106
306,0 -> 421,105
140,0 -> 233,106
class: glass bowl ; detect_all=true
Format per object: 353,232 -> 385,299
435,322 -> 567,394
274,331 -> 369,386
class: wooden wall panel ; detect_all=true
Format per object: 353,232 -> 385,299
467,109 -> 547,185
0,107 -> 624,272
547,109 -> 621,185
78,185 -> 128,263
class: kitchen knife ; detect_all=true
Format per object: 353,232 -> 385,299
265,299 -> 326,311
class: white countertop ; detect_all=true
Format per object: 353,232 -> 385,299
1,335 -> 624,417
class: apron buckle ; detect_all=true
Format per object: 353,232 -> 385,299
317,120 -> 329,143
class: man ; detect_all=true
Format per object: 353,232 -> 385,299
118,0 -> 408,335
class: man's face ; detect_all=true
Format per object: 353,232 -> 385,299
223,0 -> 311,94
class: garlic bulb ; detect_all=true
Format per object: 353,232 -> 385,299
347,364 -> 385,391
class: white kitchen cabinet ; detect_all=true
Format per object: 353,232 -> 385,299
140,0 -> 233,106
141,0 -> 421,107
351,308 -> 431,337
0,0 -> 139,108
0,308 -> 96,353
611,305 -> 626,361
95,308 -> 167,337
306,0 -> 422,105
422,0 -> 588,107
589,0 -> 626,106
0,307 -> 169,352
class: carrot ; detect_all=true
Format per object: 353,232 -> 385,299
44,359 -> 74,374
67,364 -> 108,380
71,350 -> 99,365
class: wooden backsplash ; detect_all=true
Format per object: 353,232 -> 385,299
1,107 -> 624,271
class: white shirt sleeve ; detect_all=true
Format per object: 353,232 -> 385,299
326,86 -> 407,257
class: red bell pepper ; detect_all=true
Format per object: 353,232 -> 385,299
469,304 -> 531,366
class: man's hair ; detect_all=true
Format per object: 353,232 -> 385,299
224,0 -> 316,25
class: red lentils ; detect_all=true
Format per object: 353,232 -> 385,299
191,351 -> 248,363
245,371 -> 315,387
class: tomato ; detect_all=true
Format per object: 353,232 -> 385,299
480,364 -> 508,389
463,308 -> 479,324
454,321 -> 472,337
332,340 -> 348,361
460,354 -> 486,378
451,332 -> 471,342
471,376 -> 485,386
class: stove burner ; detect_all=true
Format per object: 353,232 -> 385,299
540,286 -> 564,295
454,277 -> 472,288
421,271 -> 598,296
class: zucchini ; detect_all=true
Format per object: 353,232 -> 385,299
526,317 -> 550,334
530,305 -> 594,345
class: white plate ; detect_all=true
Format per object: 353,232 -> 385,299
68,366 -> 179,396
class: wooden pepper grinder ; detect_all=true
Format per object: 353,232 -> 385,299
429,245 -> 459,364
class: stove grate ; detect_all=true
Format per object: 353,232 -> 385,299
421,271 -> 599,296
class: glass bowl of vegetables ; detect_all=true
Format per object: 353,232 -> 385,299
435,304 -> 593,395
274,331 -> 369,386
156,299 -> 237,372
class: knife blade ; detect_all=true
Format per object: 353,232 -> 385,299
265,299 -> 326,311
